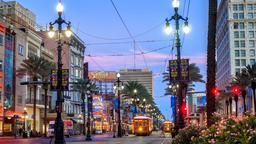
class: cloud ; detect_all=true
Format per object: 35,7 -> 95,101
85,52 -> 206,71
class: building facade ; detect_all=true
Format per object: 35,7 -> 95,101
216,0 -> 256,115
119,69 -> 153,97
217,0 -> 256,89
0,1 -> 36,30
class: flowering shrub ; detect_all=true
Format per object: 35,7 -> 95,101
173,113 -> 256,144
192,114 -> 256,144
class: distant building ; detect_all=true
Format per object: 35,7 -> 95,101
0,1 -> 36,29
119,69 -> 153,97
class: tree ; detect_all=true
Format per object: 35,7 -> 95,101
40,60 -> 55,137
17,55 -> 49,132
244,64 -> 256,113
232,69 -> 250,113
206,0 -> 217,126
73,79 -> 98,135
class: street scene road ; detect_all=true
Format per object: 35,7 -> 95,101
0,132 -> 172,144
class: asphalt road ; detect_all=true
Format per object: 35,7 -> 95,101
0,131 -> 172,144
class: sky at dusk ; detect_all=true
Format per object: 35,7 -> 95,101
15,0 -> 209,120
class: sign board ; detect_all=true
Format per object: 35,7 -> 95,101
50,69 -> 69,91
169,60 -> 178,83
169,59 -> 189,83
180,59 -> 189,82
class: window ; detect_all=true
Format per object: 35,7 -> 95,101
71,54 -> 74,64
241,50 -> 246,57
240,31 -> 245,38
233,13 -> 238,19
235,59 -> 240,66
241,59 -> 246,66
239,13 -> 244,19
235,50 -> 240,57
249,40 -> 255,48
249,31 -> 254,38
233,4 -> 238,11
248,22 -> 254,29
248,4 -> 253,10
238,4 -> 244,11
254,4 -> 256,10
234,23 -> 239,29
240,40 -> 245,47
234,31 -> 239,38
18,44 -> 24,56
248,13 -> 253,19
250,59 -> 256,65
239,23 -> 244,29
234,41 -> 239,48
250,49 -> 255,57
0,34 -> 3,46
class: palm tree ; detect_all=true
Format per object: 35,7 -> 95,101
163,63 -> 204,95
123,81 -> 154,107
17,55 -> 48,132
40,61 -> 55,137
245,64 -> 256,113
73,79 -> 98,136
206,0 -> 217,126
232,69 -> 250,113
163,63 -> 204,129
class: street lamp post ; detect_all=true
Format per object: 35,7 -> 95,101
115,73 -> 124,137
48,1 -> 72,143
165,0 -> 190,130
86,90 -> 92,141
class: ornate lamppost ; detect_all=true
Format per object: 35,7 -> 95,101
114,73 -> 124,137
165,0 -> 190,130
48,1 -> 72,143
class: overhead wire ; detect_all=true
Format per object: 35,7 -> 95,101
109,0 -> 149,69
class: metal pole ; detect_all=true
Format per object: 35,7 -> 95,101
235,95 -> 238,117
117,77 -> 122,137
86,93 -> 92,141
82,98 -> 86,135
174,7 -> 185,130
55,13 -> 64,144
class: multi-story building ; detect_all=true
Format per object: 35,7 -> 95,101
0,1 -> 36,29
119,69 -> 153,97
216,0 -> 256,115
42,32 -> 85,118
217,0 -> 256,89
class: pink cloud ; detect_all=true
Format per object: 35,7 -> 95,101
85,52 -> 206,71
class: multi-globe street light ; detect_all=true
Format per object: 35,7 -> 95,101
86,89 -> 93,141
48,1 -> 72,143
114,73 -> 124,137
165,0 -> 190,130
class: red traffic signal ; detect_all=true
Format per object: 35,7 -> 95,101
212,87 -> 219,96
232,86 -> 241,95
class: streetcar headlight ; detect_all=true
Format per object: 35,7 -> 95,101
138,127 -> 143,132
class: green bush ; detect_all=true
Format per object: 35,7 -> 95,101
172,126 -> 201,144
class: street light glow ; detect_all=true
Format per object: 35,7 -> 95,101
65,24 -> 72,38
172,0 -> 180,8
48,25 -> 55,38
134,89 -> 137,93
56,2 -> 64,13
165,21 -> 172,35
117,73 -> 121,78
183,21 -> 191,34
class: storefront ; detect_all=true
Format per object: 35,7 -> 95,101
3,111 -> 25,136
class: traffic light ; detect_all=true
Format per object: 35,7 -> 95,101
110,109 -> 113,117
181,103 -> 187,114
212,87 -> 219,96
232,86 -> 241,95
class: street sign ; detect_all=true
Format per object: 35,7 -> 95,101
169,59 -> 189,83
169,60 -> 178,83
180,59 -> 189,82
50,69 -> 69,91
